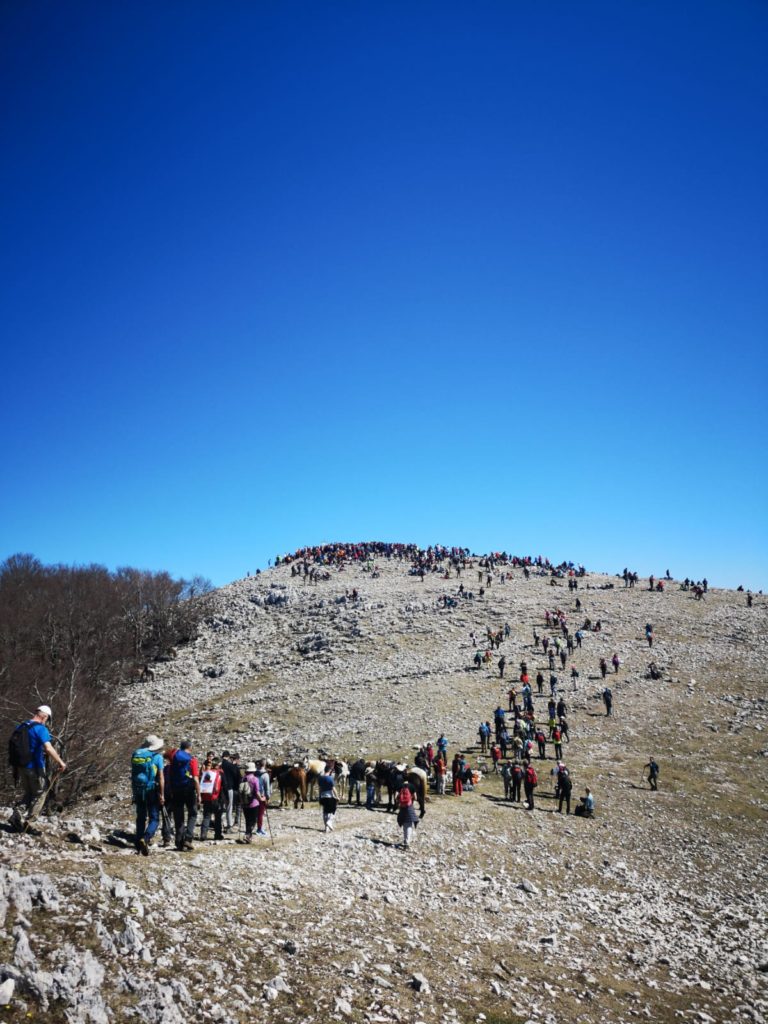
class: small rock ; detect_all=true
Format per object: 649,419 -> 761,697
518,879 -> 539,895
411,972 -> 430,994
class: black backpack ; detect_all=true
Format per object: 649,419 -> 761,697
8,721 -> 32,779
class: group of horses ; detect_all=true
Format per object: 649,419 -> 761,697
270,757 -> 428,817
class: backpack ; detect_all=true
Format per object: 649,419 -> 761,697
200,769 -> 222,802
239,776 -> 255,807
398,785 -> 413,807
131,748 -> 158,800
526,766 -> 538,787
171,749 -> 194,790
8,721 -> 33,775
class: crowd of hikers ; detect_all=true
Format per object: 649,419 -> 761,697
9,545 -> 741,849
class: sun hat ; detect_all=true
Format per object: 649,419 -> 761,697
144,734 -> 164,752
245,762 -> 258,773
37,705 -> 53,718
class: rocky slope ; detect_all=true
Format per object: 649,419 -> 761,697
1,554 -> 767,1024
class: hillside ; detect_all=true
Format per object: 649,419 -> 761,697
1,551 -> 767,1024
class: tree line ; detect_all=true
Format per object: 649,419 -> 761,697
0,554 -> 213,806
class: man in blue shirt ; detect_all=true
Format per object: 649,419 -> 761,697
9,704 -> 67,831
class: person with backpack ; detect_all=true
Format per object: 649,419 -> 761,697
170,740 -> 201,851
239,762 -> 263,843
396,779 -> 419,849
523,761 -> 538,810
199,757 -> 225,841
130,734 -> 165,855
644,757 -> 660,791
8,704 -> 66,832
510,761 -> 524,802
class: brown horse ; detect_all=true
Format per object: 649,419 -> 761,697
273,764 -> 307,809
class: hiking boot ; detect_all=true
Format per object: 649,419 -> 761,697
138,838 -> 149,857
8,809 -> 23,833
182,839 -> 194,851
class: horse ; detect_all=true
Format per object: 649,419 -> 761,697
272,764 -> 307,809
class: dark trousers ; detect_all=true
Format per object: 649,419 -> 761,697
200,803 -> 223,840
524,782 -> 535,809
244,805 -> 258,837
511,778 -> 521,802
172,789 -> 198,847
558,789 -> 571,814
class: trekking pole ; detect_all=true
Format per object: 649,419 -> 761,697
264,801 -> 275,847
21,769 -> 62,834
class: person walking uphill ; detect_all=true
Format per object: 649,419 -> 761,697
170,740 -> 201,851
602,687 -> 613,717
523,761 -> 538,810
8,705 -> 67,831
644,757 -> 660,791
131,734 -> 165,855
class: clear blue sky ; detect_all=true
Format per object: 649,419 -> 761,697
1,1 -> 766,589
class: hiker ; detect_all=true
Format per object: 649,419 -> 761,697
365,766 -> 377,809
8,705 -> 67,832
437,733 -> 448,765
535,727 -> 547,760
498,655 -> 506,679
348,758 -> 367,805
318,766 -> 339,831
491,743 -> 502,772
240,762 -> 263,842
396,779 -> 419,849
571,666 -> 579,691
501,761 -> 512,799
575,788 -> 594,817
611,653 -> 620,674
510,761 -> 524,802
221,751 -> 240,833
199,757 -> 225,841
523,761 -> 538,810
552,726 -> 563,761
645,757 -> 660,791
602,687 -> 613,716
536,671 -> 544,695
434,753 -> 447,795
170,740 -> 201,851
478,721 -> 490,753
452,752 -> 465,795
130,734 -> 165,855
599,657 -> 608,679
557,766 -> 572,814
493,706 -> 505,740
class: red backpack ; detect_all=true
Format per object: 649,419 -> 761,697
398,785 -> 413,807
200,768 -> 222,802
526,766 -> 538,787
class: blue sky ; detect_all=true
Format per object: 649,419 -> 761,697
1,1 -> 766,589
